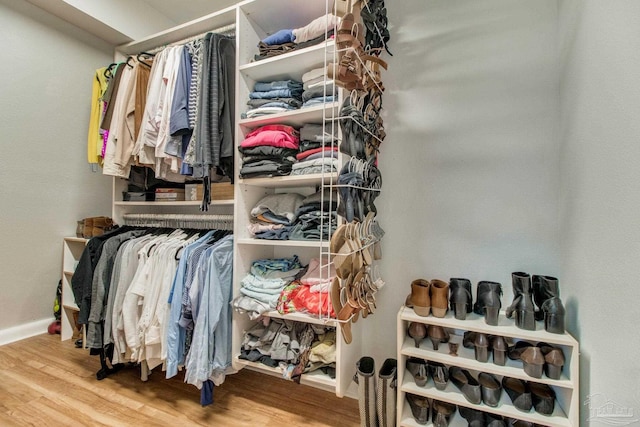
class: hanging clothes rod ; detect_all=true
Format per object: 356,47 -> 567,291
122,213 -> 234,230
146,23 -> 236,55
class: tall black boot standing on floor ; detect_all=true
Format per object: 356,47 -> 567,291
505,272 -> 536,330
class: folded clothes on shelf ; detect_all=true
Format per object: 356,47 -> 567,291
290,156 -> 339,176
254,14 -> 338,61
300,123 -> 339,144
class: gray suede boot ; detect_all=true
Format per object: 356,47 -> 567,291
376,358 -> 397,427
354,356 -> 378,427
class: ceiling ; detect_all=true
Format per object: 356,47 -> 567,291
140,0 -> 240,25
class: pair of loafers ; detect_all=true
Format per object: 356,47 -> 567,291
508,341 -> 565,379
406,394 -> 456,426
463,332 -> 508,365
450,367 -> 502,407
503,377 -> 556,415
406,358 -> 449,390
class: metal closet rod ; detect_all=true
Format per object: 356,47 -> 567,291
145,22 -> 236,54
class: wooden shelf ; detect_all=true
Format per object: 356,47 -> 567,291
400,306 -> 578,348
238,173 -> 337,188
400,336 -> 573,388
239,41 -> 335,82
236,238 -> 330,248
239,102 -> 339,128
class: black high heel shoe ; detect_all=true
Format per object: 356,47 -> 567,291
542,296 -> 565,334
449,277 -> 473,320
474,281 -> 503,326
506,272 -> 535,330
492,335 -> 508,366
474,333 -> 490,363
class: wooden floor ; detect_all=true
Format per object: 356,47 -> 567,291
0,334 -> 360,426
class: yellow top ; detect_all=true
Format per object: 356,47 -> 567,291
87,67 -> 108,165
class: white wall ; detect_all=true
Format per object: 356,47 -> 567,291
0,0 -> 113,332
365,0 -> 561,360
559,0 -> 640,423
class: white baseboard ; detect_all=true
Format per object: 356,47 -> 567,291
0,317 -> 55,346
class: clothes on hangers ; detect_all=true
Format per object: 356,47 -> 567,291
91,30 -> 236,187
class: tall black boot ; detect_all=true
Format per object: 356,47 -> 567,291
532,275 -> 559,321
473,281 -> 502,326
449,278 -> 472,320
506,272 -> 535,330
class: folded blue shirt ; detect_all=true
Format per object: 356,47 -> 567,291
262,29 -> 294,45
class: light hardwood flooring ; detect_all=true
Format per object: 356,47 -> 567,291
0,333 -> 360,426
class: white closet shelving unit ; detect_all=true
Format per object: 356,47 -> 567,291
110,4 -> 238,225
396,306 -> 579,426
105,0 -> 359,398
60,237 -> 88,342
231,0 -> 360,398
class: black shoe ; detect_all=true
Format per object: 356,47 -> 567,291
449,278 -> 473,320
530,382 -> 556,415
474,281 -> 502,326
450,366 -> 481,404
479,372 -> 502,407
502,377 -> 532,412
506,272 -> 535,330
406,393 -> 430,425
532,275 -> 559,321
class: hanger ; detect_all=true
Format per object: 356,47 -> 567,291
104,62 -> 117,78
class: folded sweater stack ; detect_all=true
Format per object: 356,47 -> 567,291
239,124 -> 300,178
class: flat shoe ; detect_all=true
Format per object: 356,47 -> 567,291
449,366 -> 481,404
479,372 -> 502,407
530,381 -> 556,415
502,376 -> 532,412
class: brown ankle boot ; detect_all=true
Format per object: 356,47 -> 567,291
430,279 -> 449,318
410,279 -> 431,316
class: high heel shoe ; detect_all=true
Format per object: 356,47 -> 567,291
506,272 -> 535,330
408,322 -> 427,348
474,281 -> 503,326
406,357 -> 428,387
427,325 -> 450,351
492,335 -> 508,366
474,332 -> 490,363
449,278 -> 473,320
430,279 -> 449,318
406,393 -> 430,425
542,296 -> 566,334
532,275 -> 560,321
543,346 -> 565,380
429,362 -> 449,391
520,346 -> 545,379
409,279 -> 431,316
431,400 -> 456,427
